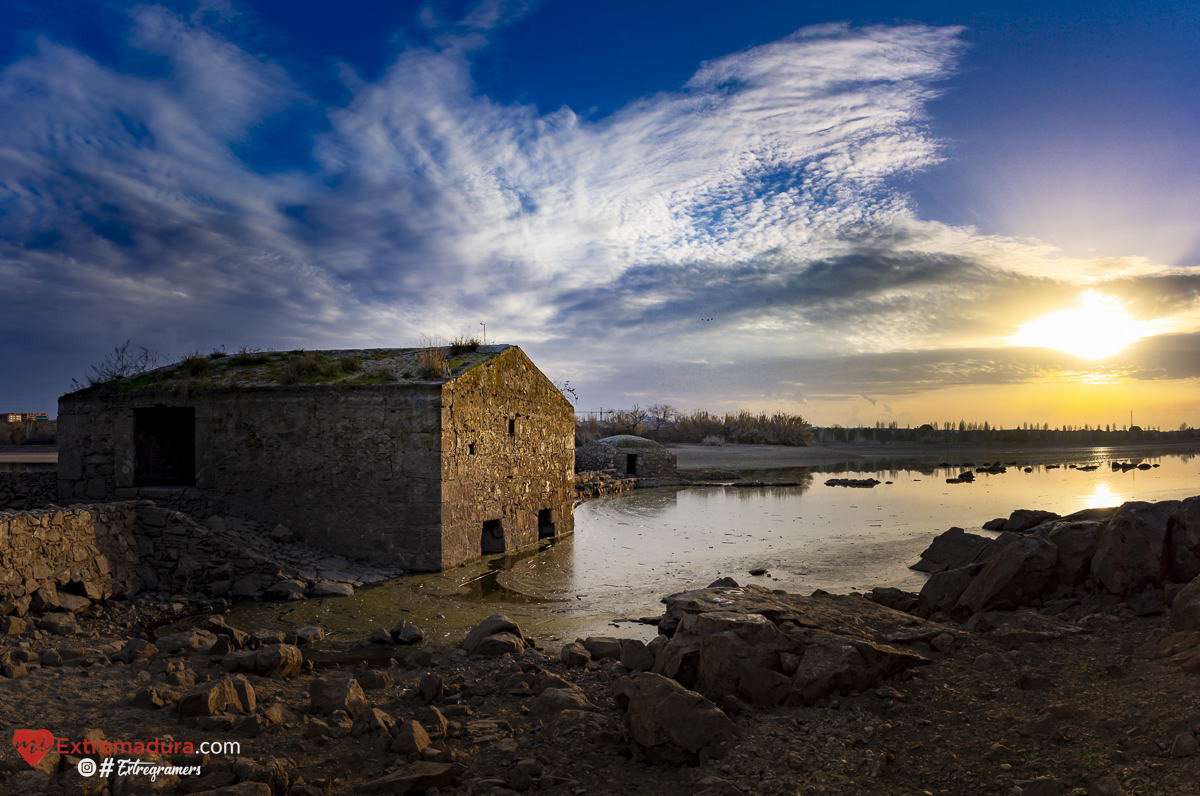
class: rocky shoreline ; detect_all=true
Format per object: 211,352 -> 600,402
1,496 -> 1199,795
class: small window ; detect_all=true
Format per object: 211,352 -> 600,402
626,453 -> 638,476
481,519 -> 505,554
538,508 -> 555,538
468,442 -> 475,455
508,418 -> 516,436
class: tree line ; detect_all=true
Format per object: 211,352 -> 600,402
576,404 -> 813,447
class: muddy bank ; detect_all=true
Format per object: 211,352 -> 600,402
668,441 -> 1200,472
3,495 -> 1200,795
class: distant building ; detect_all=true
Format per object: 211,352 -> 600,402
57,345 -> 575,571
1,413 -> 49,423
575,435 -> 678,478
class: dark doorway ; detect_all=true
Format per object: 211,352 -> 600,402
134,407 -> 196,486
626,453 -> 638,475
481,519 -> 505,554
538,508 -> 555,538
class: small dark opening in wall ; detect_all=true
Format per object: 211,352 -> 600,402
134,406 -> 195,486
538,508 -> 555,538
626,453 -> 638,476
481,519 -> 505,554
468,442 -> 475,455
508,418 -> 516,436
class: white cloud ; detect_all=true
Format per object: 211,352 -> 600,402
0,9 -> 1196,412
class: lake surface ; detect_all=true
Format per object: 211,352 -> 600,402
212,446 -> 1200,661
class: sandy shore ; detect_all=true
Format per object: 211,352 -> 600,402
666,440 -> 1200,471
0,447 -> 56,464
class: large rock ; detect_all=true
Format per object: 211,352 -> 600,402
787,630 -> 928,705
310,677 -> 370,718
389,720 -> 431,756
651,596 -> 933,709
624,672 -> 741,766
916,565 -> 982,617
690,612 -> 794,706
620,639 -> 656,672
1168,497 -> 1200,583
581,636 -> 623,660
173,678 -> 240,717
461,614 -> 525,656
1091,501 -> 1176,596
1170,576 -> 1200,632
911,528 -> 991,573
955,535 -> 1058,616
1039,521 -> 1104,587
221,644 -> 302,678
1002,509 -> 1060,533
530,687 -> 594,716
156,629 -> 219,653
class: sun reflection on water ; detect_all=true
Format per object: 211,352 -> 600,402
1084,481 -> 1125,509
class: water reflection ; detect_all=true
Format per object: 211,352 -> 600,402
1085,482 -> 1124,509
205,445 -> 1199,661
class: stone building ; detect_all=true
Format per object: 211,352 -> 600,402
575,435 -> 677,478
57,345 -> 574,571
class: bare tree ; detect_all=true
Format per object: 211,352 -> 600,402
71,340 -> 164,390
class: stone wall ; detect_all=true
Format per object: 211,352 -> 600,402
128,503 -> 401,599
59,384 -> 447,569
0,471 -> 57,511
440,347 -> 576,569
0,503 -> 143,612
0,502 -> 402,618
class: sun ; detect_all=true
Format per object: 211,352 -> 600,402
1010,291 -> 1156,360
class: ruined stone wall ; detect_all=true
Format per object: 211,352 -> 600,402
130,502 -> 401,599
612,444 -> 676,478
0,501 -> 401,616
0,503 -> 143,611
0,471 -> 57,510
573,442 -> 614,473
440,347 -> 575,569
574,438 -> 678,478
59,386 -> 445,569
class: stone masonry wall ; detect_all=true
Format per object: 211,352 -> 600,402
0,503 -> 143,613
0,471 -> 57,510
440,347 -> 575,569
0,502 -> 402,619
59,385 -> 446,569
612,443 -> 677,478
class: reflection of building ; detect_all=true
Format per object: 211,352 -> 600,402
2,413 -> 49,422
57,345 -> 574,571
575,435 -> 678,478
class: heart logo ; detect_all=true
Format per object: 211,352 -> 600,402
13,729 -> 55,768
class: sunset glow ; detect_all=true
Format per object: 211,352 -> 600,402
1010,292 -> 1158,360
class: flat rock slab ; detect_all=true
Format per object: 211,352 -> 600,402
658,584 -> 953,643
354,762 -> 458,795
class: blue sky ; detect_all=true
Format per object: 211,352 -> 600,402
1,0 -> 1198,427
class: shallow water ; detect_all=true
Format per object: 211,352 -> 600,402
209,446 -> 1199,661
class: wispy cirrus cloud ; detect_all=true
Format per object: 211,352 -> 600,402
0,5 -> 1196,419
